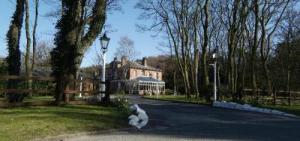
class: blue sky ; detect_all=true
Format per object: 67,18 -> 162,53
0,0 -> 165,67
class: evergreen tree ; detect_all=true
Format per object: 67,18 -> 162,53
51,0 -> 107,104
6,0 -> 25,103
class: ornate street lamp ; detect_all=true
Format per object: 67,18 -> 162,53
99,33 -> 110,101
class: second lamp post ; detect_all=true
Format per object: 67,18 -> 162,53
99,33 -> 110,99
212,48 -> 217,102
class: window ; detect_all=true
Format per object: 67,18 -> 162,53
134,70 -> 137,77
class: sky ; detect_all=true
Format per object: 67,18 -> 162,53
0,0 -> 165,67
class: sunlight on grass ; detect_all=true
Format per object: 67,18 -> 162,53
262,105 -> 300,117
144,95 -> 209,105
0,105 -> 128,141
23,96 -> 54,102
0,96 -> 54,103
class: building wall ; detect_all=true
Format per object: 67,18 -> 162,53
128,68 -> 162,80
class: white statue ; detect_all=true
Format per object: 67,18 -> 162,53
128,104 -> 149,129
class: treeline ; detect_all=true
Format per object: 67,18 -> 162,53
136,0 -> 300,100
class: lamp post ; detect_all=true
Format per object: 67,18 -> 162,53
212,48 -> 218,101
99,33 -> 110,99
78,71 -> 83,98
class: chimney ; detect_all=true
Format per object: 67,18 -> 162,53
142,57 -> 147,67
121,56 -> 128,66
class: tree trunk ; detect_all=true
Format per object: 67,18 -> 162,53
227,0 -> 240,98
25,0 -> 32,97
251,0 -> 259,98
51,0 -> 106,104
173,70 -> 177,96
287,70 -> 291,106
32,0 -> 39,74
237,1 -> 248,100
201,0 -> 210,100
192,16 -> 200,98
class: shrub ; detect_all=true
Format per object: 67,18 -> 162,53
164,89 -> 173,95
199,84 -> 213,102
112,95 -> 130,113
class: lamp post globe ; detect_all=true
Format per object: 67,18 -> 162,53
100,33 -> 110,53
212,48 -> 217,59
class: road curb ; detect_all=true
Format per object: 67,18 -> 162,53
213,101 -> 299,119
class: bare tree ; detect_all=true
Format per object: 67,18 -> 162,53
136,0 -> 300,102
218,0 -> 249,97
136,0 -> 213,98
258,0 -> 290,96
276,5 -> 300,98
114,36 -> 139,60
35,41 -> 53,66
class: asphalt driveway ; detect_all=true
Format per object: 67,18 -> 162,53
64,95 -> 300,141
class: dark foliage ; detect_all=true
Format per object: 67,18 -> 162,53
6,0 -> 25,103
51,0 -> 107,104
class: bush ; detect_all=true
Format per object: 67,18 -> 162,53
164,89 -> 173,95
112,95 -> 130,113
112,89 -> 126,95
218,85 -> 230,100
199,84 -> 213,102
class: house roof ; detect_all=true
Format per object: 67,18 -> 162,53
133,76 -> 164,83
123,61 -> 162,72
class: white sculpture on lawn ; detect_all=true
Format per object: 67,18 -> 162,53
128,104 -> 149,129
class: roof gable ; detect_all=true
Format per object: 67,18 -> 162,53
122,61 -> 161,72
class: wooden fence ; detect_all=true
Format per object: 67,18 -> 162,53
0,75 -> 108,106
242,89 -> 300,106
0,75 -> 55,94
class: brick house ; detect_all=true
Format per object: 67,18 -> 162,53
108,56 -> 165,95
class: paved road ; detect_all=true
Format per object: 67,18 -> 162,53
65,95 -> 300,141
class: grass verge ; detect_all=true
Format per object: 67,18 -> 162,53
260,105 -> 300,117
144,95 -> 209,105
144,95 -> 300,117
0,105 -> 129,141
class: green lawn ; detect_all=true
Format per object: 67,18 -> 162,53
0,96 -> 54,103
23,96 -> 54,102
0,105 -> 128,141
144,95 -> 209,105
